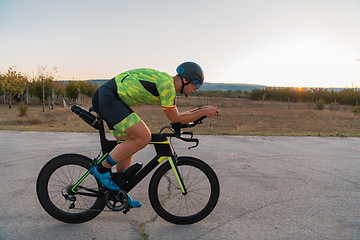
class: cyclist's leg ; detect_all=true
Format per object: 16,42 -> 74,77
91,79 -> 147,207
115,156 -> 132,173
109,134 -> 132,172
103,121 -> 151,170
105,120 -> 150,208
90,79 -> 137,190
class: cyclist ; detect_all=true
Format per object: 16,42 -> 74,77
91,62 -> 220,208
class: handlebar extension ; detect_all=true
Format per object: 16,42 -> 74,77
171,116 -> 206,131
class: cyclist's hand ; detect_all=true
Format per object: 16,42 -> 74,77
200,105 -> 220,117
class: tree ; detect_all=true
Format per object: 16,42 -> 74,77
80,81 -> 98,97
33,66 -> 57,112
65,81 -> 81,100
0,71 -> 5,96
53,81 -> 66,98
32,79 -> 53,101
65,80 -> 98,101
0,67 -> 28,108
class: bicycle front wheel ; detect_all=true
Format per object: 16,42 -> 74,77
149,157 -> 220,224
36,154 -> 106,223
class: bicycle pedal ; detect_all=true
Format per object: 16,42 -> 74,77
123,206 -> 131,214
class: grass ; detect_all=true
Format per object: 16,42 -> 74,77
1,96 -> 359,137
352,105 -> 360,114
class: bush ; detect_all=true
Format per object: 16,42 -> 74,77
330,102 -> 335,110
65,81 -> 81,100
352,105 -> 360,114
316,100 -> 325,110
18,101 -> 28,116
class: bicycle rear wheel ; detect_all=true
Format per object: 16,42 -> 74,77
36,154 -> 106,223
149,157 -> 220,224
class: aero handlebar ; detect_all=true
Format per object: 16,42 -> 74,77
162,116 -> 207,149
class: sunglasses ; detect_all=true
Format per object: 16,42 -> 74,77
192,77 -> 203,90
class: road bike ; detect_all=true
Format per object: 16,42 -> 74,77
36,105 -> 220,225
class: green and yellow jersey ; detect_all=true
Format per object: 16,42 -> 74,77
114,68 -> 176,110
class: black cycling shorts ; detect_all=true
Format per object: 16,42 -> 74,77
92,78 -> 141,137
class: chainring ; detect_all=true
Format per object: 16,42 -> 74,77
105,189 -> 129,211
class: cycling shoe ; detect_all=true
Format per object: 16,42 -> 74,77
127,193 -> 142,208
89,166 -> 120,191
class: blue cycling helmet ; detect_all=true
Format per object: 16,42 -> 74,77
176,62 -> 204,94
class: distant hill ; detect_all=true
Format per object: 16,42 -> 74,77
88,79 -> 109,87
61,79 -> 350,92
87,79 -> 267,92
199,82 -> 267,92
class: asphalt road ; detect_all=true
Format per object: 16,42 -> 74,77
0,131 -> 359,240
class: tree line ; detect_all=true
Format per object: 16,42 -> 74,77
248,87 -> 360,105
2,66 -> 359,108
0,67 -> 98,110
191,87 -> 360,106
191,90 -> 248,98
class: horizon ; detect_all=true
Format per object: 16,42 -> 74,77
1,1 -> 359,88
57,79 -> 360,90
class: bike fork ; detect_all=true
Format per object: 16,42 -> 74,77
167,157 -> 187,195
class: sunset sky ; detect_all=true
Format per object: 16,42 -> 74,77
1,0 -> 360,88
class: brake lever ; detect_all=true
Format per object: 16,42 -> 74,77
188,139 -> 199,149
181,132 -> 197,149
178,136 -> 199,149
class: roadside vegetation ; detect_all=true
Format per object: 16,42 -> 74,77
0,66 -> 98,111
0,95 -> 359,137
1,66 -> 359,137
249,86 -> 360,106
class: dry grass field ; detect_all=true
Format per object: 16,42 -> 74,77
0,96 -> 359,137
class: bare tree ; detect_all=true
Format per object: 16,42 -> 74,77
34,66 -> 58,112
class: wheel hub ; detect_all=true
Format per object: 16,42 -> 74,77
66,185 -> 76,195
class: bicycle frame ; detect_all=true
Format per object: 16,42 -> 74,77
71,115 -> 186,195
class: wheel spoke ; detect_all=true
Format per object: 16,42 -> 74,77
37,155 -> 106,223
47,163 -> 101,214
151,158 -> 219,224
185,169 -> 202,189
186,195 -> 198,213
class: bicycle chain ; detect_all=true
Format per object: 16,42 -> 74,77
68,205 -> 131,213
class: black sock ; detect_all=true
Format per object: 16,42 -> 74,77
97,162 -> 110,174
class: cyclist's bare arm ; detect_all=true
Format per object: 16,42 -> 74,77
182,105 -> 220,114
164,106 -> 220,124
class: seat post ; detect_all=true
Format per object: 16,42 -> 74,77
96,116 -> 118,155
88,106 -> 118,155
97,116 -> 107,142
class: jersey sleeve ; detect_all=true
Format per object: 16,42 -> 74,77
157,77 -> 176,110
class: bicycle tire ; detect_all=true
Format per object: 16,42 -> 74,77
36,154 -> 106,223
149,156 -> 220,224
